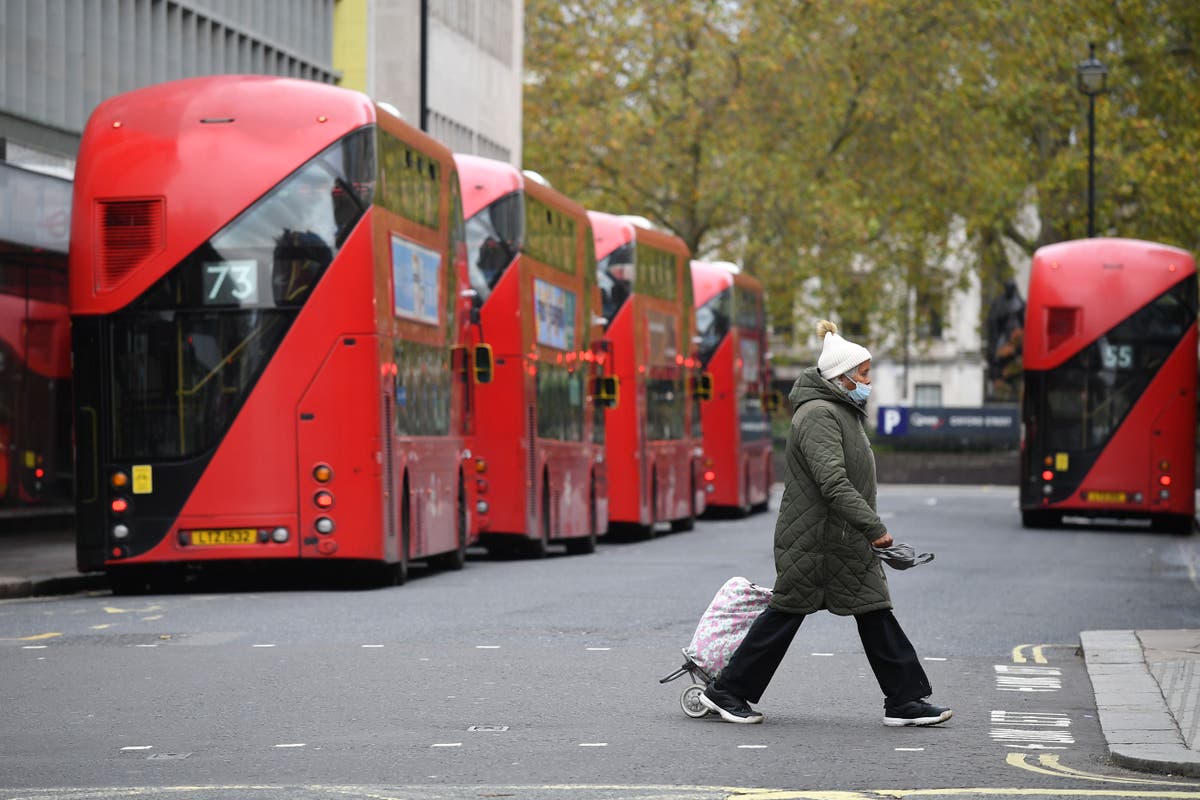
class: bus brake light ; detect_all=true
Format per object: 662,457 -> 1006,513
111,497 -> 129,513
1159,475 -> 1172,487
1041,470 -> 1054,481
314,491 -> 334,509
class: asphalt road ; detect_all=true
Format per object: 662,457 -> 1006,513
2,485 -> 1200,799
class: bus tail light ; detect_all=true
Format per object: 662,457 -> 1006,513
476,478 -> 488,493
314,491 -> 334,509
111,497 -> 130,513
704,470 -> 716,482
1159,474 -> 1172,487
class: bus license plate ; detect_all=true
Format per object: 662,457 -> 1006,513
189,529 -> 258,546
1085,490 -> 1127,503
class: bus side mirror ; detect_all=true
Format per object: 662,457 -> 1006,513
692,372 -> 714,401
762,390 -> 784,412
593,375 -> 619,408
473,344 -> 494,384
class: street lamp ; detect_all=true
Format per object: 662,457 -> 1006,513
1076,43 -> 1108,238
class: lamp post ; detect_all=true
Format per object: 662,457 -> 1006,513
1076,43 -> 1108,238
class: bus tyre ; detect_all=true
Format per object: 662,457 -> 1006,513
109,568 -> 152,596
430,476 -> 468,570
565,485 -> 598,555
526,479 -> 551,558
394,481 -> 411,585
1021,510 -> 1060,529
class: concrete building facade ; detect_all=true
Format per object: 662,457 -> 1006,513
333,0 -> 523,165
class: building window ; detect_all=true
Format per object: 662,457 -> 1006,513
914,383 -> 942,407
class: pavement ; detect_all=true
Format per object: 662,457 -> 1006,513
1,522 -> 1199,778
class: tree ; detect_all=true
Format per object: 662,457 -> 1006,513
524,0 -> 1200,354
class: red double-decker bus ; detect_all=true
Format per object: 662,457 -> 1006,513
454,155 -> 610,556
1020,237 -> 1198,532
0,277 -> 73,509
70,76 -> 485,590
589,212 -> 705,536
691,260 -> 773,515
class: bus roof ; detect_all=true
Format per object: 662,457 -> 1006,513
588,210 -> 688,262
454,154 -> 523,219
71,75 -> 455,312
1026,237 -> 1196,368
690,259 -> 763,307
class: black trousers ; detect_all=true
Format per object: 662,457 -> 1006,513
712,606 -> 933,708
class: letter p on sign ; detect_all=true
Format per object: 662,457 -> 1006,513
882,408 -> 903,435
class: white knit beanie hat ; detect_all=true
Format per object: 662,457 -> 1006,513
816,319 -> 871,379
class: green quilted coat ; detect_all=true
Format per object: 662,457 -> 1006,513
768,366 -> 891,616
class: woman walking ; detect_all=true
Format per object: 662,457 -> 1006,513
700,319 -> 952,727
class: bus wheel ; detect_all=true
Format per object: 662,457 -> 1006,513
430,475 -> 468,570
109,567 -> 153,596
1021,510 -> 1060,529
670,476 -> 696,532
565,481 -> 598,555
1153,513 -> 1197,535
394,478 -> 411,585
526,478 -> 551,558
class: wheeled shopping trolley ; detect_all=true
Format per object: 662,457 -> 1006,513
659,576 -> 772,718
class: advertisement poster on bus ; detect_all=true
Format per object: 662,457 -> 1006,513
646,309 -> 679,366
533,278 -> 576,350
391,234 -> 441,324
740,337 -> 760,384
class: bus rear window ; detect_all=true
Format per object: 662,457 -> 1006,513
597,243 -> 634,325
465,190 -> 522,301
108,127 -> 374,460
696,288 -> 731,367
1039,274 -> 1197,453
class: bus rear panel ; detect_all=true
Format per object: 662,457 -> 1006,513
691,260 -> 773,515
70,76 -> 472,583
1020,237 -> 1198,531
455,154 -> 607,556
589,212 -> 705,534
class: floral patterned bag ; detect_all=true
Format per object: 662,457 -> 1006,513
684,576 -> 773,677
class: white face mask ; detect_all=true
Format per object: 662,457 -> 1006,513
848,381 -> 871,402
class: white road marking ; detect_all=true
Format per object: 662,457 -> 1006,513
431,742 -> 462,748
896,747 -> 925,751
22,645 -> 47,650
586,647 -> 611,651
252,644 -> 276,648
476,645 -> 500,649
361,644 -> 384,648
579,743 -> 608,747
924,657 -> 947,661
738,744 -> 768,749
274,743 -> 306,748
811,652 -> 834,656
120,746 -> 153,751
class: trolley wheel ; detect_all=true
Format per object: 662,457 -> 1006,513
680,683 -> 711,718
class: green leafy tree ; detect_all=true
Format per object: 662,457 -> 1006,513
524,0 -> 1200,353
